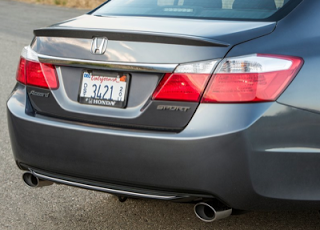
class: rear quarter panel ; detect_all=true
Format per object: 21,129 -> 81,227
226,0 -> 320,113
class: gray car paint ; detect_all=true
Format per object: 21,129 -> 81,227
226,0 -> 319,114
32,17 -> 276,64
9,82 -> 320,210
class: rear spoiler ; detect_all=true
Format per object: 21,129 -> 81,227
34,28 -> 230,47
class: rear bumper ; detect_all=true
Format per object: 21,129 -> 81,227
8,84 -> 320,210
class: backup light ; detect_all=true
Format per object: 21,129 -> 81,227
175,60 -> 219,74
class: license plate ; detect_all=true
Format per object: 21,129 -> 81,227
78,71 -> 130,108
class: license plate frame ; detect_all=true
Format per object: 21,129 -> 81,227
78,71 -> 130,108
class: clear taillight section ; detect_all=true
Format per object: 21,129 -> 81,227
16,57 -> 59,89
152,54 -> 303,103
152,60 -> 219,102
202,54 -> 303,103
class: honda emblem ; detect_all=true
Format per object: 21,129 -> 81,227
91,37 -> 108,55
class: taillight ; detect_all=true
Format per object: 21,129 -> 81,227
16,57 -> 59,89
16,57 -> 26,84
152,60 -> 219,102
202,54 -> 303,103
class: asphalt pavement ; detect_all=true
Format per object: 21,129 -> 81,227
1,0 -> 320,229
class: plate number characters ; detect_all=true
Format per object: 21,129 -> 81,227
80,72 -> 127,102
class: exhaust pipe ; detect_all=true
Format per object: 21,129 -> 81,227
22,172 -> 53,188
194,201 -> 232,222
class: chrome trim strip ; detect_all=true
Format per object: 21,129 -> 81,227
266,147 -> 320,153
32,171 -> 180,200
38,54 -> 177,73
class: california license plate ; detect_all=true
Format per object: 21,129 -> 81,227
78,71 -> 130,108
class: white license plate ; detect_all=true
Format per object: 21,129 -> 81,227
78,72 -> 129,108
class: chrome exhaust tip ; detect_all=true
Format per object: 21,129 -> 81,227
22,172 -> 53,188
194,201 -> 232,222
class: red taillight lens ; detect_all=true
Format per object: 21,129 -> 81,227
152,73 -> 211,102
202,54 -> 303,103
152,60 -> 219,102
16,57 -> 59,89
26,60 -> 58,89
16,57 -> 26,84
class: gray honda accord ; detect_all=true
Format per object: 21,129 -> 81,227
7,0 -> 319,222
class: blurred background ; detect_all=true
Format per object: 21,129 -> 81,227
16,0 -> 287,10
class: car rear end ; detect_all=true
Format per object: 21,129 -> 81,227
9,0 -> 320,216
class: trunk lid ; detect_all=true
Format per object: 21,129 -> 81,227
28,15 -> 276,131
